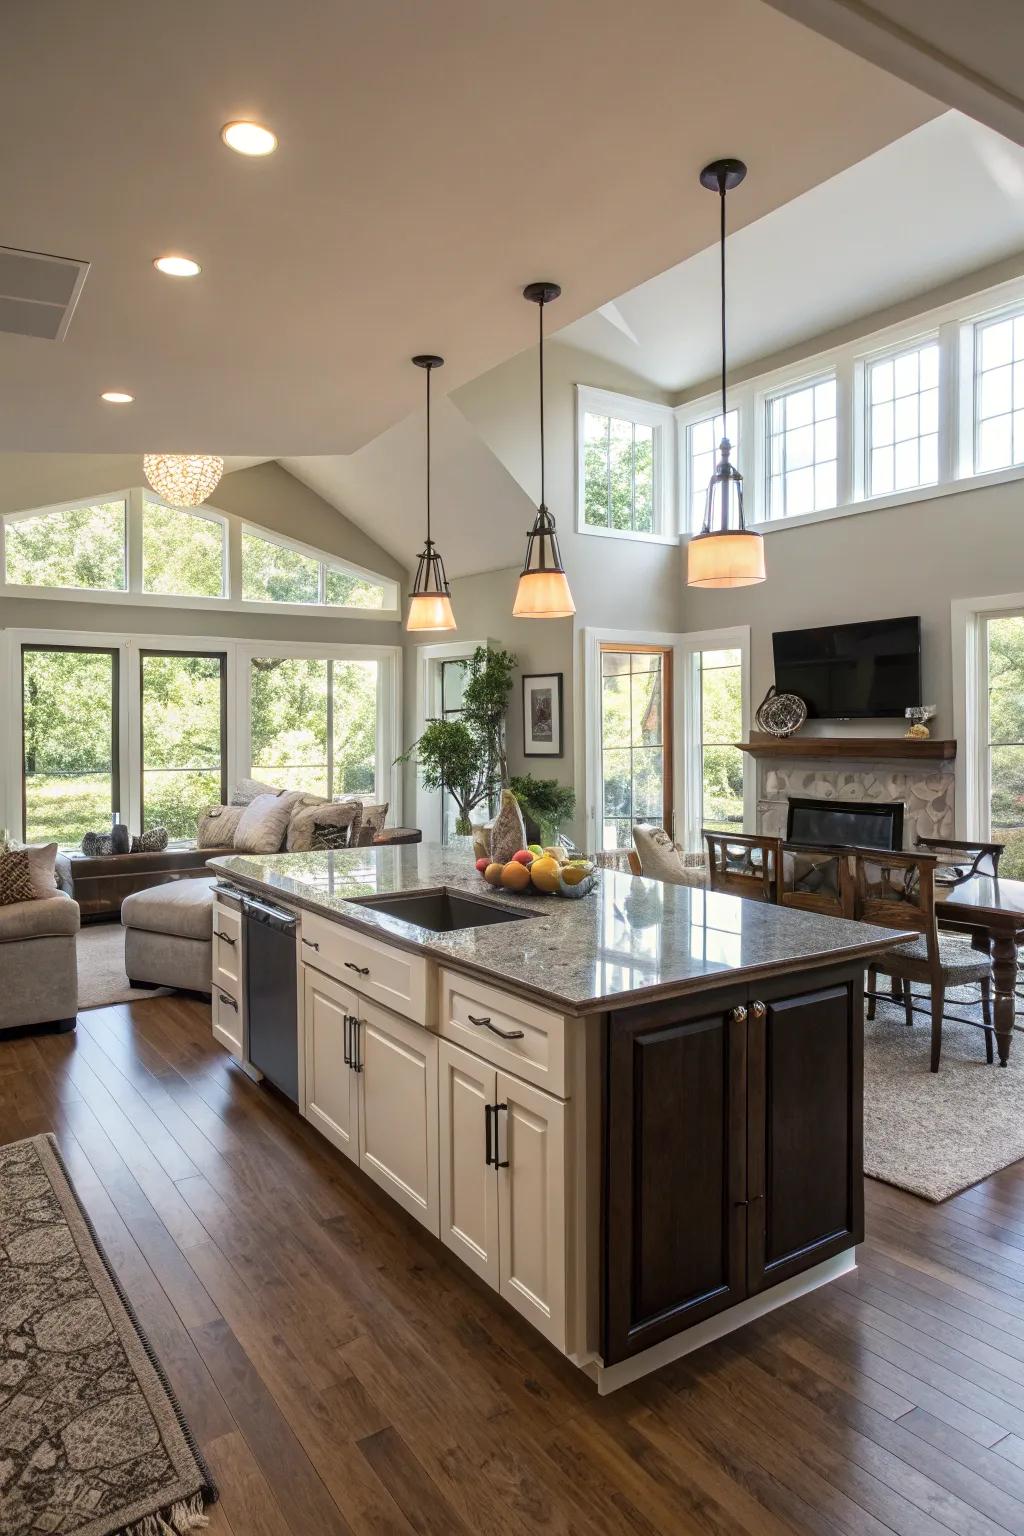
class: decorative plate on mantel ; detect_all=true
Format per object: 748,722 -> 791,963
755,686 -> 807,738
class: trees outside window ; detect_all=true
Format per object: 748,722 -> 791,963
7,502 -> 126,590
600,646 -> 671,850
141,653 -> 226,838
22,646 -> 119,846
142,501 -> 225,597
697,649 -> 743,832
985,614 -> 1024,878
249,657 -> 379,798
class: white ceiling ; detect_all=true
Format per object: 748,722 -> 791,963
0,0 -> 936,455
557,113 -> 1024,393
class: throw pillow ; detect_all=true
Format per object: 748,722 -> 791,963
230,776 -> 287,806
286,799 -> 362,853
346,799 -> 388,845
0,850 -> 37,906
18,842 -> 59,898
197,805 -> 246,848
131,827 -> 169,853
233,791 -> 304,854
632,824 -> 708,888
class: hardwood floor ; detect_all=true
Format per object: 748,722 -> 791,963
5,999 -> 1024,1536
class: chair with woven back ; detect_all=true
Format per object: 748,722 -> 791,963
778,843 -> 854,918
850,847 -> 994,1072
703,831 -> 782,904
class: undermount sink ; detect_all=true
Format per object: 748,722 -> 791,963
349,888 -> 537,933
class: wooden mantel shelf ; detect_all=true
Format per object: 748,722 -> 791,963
737,735 -> 956,761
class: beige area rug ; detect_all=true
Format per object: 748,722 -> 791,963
77,923 -> 171,1010
865,990 -> 1024,1202
0,1133 -> 215,1535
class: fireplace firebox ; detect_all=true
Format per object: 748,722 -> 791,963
785,797 -> 903,851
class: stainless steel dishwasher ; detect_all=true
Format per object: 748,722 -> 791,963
243,896 -> 299,1104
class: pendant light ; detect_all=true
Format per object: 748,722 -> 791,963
687,159 -> 765,589
406,354 -> 456,632
513,282 -> 575,619
143,453 -> 224,507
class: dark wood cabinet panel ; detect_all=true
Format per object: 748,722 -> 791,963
746,971 -> 864,1294
603,988 -> 747,1365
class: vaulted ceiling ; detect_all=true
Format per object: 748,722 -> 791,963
0,0 -> 937,455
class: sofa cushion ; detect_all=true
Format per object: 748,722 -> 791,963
632,824 -> 708,887
0,890 -> 80,941
20,842 -> 59,897
234,791 -> 303,854
0,851 -> 36,906
121,876 -> 216,941
197,804 -> 246,848
286,799 -> 362,852
230,776 -> 287,806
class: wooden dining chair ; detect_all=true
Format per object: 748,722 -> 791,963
851,848 -> 994,1072
914,836 -> 1003,881
703,831 -> 782,904
778,843 -> 854,918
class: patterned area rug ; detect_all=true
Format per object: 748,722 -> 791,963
0,1135 -> 215,1536
865,989 -> 1024,1202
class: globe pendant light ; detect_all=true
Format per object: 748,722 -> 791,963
406,354 -> 456,632
513,282 -> 575,619
143,453 -> 224,508
687,159 -> 765,589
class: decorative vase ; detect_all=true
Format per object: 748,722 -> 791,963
472,825 -> 491,863
490,788 -> 527,865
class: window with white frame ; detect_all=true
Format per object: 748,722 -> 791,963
0,488 -> 398,615
249,655 -> 381,798
982,611 -> 1024,878
576,386 -> 672,539
687,410 -> 738,532
5,500 -> 127,591
765,377 -> 837,519
867,341 -> 939,497
974,310 -> 1024,474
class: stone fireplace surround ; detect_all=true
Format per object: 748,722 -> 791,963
745,738 -> 956,848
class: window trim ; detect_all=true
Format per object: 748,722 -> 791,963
951,589 -> 1024,844
575,385 -> 677,545
0,486 -> 401,619
1,627 -> 403,845
676,270 -> 1024,539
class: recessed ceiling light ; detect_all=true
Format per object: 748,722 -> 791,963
101,390 -> 134,404
153,254 -> 201,277
221,120 -> 278,156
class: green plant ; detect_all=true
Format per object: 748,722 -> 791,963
509,774 -> 576,843
461,645 -> 517,784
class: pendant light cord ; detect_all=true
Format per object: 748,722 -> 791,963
538,296 -> 546,509
425,362 -> 432,545
719,170 -> 728,423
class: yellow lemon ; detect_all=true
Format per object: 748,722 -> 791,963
529,856 -> 561,894
561,864 -> 590,886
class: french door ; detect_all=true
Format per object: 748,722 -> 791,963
598,643 -> 673,851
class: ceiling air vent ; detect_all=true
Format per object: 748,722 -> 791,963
0,245 -> 89,341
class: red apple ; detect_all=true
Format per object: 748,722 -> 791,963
511,849 -> 535,865
475,857 -> 490,874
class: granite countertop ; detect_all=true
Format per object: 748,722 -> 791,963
210,844 -> 913,1016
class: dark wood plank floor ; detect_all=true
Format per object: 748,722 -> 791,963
5,998 -> 1024,1536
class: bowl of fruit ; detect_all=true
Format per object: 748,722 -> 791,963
475,844 -> 597,900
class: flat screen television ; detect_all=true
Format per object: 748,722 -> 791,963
771,615 -> 921,720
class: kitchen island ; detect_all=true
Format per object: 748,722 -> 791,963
209,844 -> 910,1391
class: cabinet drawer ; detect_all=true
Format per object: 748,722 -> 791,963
212,982 -> 243,1060
300,909 -> 431,1026
212,901 -> 242,995
439,969 -> 568,1097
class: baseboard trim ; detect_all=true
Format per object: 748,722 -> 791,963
584,1248 -> 856,1395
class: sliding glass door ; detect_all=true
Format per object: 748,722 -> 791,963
140,651 -> 227,838
22,644 -> 119,847
982,612 -> 1024,877
249,656 -> 381,800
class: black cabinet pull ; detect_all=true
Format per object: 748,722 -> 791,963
484,1104 -> 494,1167
218,992 -> 238,1011
345,961 -> 370,976
468,1013 -> 525,1041
302,938 -> 320,952
494,1103 -> 509,1168
343,1015 -> 352,1068
213,929 -> 236,946
352,1018 -> 363,1073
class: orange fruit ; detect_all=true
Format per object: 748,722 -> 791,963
529,855 -> 561,894
501,860 -> 531,892
483,862 -> 504,887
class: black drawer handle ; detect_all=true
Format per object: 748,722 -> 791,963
213,929 -> 236,945
494,1103 -> 509,1168
345,962 -> 370,976
218,992 -> 238,1011
468,1013 -> 524,1041
484,1103 -> 494,1166
302,938 -> 320,952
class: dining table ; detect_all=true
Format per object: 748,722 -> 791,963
936,874 -> 1024,1066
